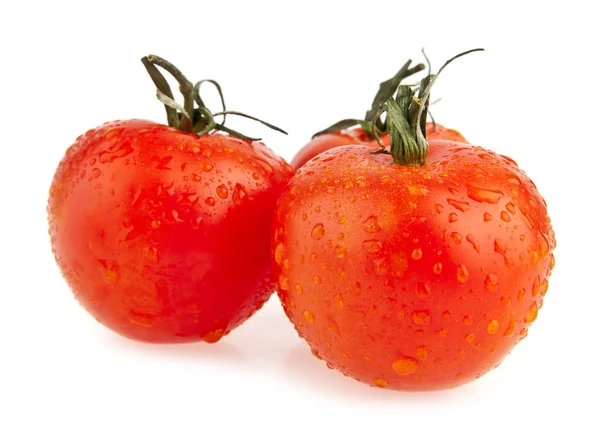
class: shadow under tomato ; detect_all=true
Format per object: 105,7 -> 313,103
101,326 -> 245,367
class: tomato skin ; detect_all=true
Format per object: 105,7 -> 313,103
290,122 -> 467,171
289,127 -> 369,171
48,120 -> 292,343
272,141 -> 555,391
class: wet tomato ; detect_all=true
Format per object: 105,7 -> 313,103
273,142 -> 555,390
272,51 -> 555,390
48,56 -> 292,343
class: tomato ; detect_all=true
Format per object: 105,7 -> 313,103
290,122 -> 467,170
273,142 -> 555,390
272,51 -> 555,390
48,56 -> 292,343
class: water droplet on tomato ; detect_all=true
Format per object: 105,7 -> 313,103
433,262 -> 443,274
416,282 -> 431,300
416,345 -> 428,361
295,284 -> 303,294
526,302 -> 538,323
278,275 -> 290,290
467,183 -> 504,204
450,232 -> 462,244
518,289 -> 525,302
334,245 -> 347,259
411,248 -> 423,259
274,242 -> 285,265
99,143 -> 133,163
483,212 -> 492,222
539,231 -> 551,258
504,317 -> 516,336
373,378 -> 388,388
362,239 -> 382,253
362,215 -> 382,233
329,320 -> 340,335
105,127 -> 124,139
487,319 -> 500,334
549,253 -> 556,270
532,276 -> 541,296
338,215 -> 347,224
91,168 -> 102,179
104,265 -> 119,284
463,315 -> 473,325
313,275 -> 322,284
302,310 -> 315,324
216,184 -> 228,199
457,264 -> 469,283
411,310 -> 431,325
484,274 -> 498,292
205,197 -> 216,206
466,233 -> 480,253
203,329 -> 224,343
199,161 -> 213,172
447,198 -> 470,212
392,356 -> 419,375
522,214 -> 534,230
501,211 -> 511,222
144,246 -> 159,264
541,278 -> 549,296
232,184 -> 247,205
311,223 -> 325,240
448,213 -> 458,223
465,333 -> 476,343
397,307 -> 405,320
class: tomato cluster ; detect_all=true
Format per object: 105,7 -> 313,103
48,52 -> 555,391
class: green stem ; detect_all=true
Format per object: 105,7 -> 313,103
384,48 -> 484,166
140,55 -> 287,140
145,55 -> 194,132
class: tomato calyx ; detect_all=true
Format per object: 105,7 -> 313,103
311,59 -> 426,139
141,55 -> 287,141
374,48 -> 484,166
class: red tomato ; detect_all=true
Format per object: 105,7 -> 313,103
290,122 -> 467,171
48,119 -> 291,343
272,139 -> 555,390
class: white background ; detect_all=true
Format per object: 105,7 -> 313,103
1,1 -> 598,435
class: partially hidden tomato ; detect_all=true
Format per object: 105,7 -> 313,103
48,56 -> 292,343
290,122 -> 467,171
272,50 -> 556,390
